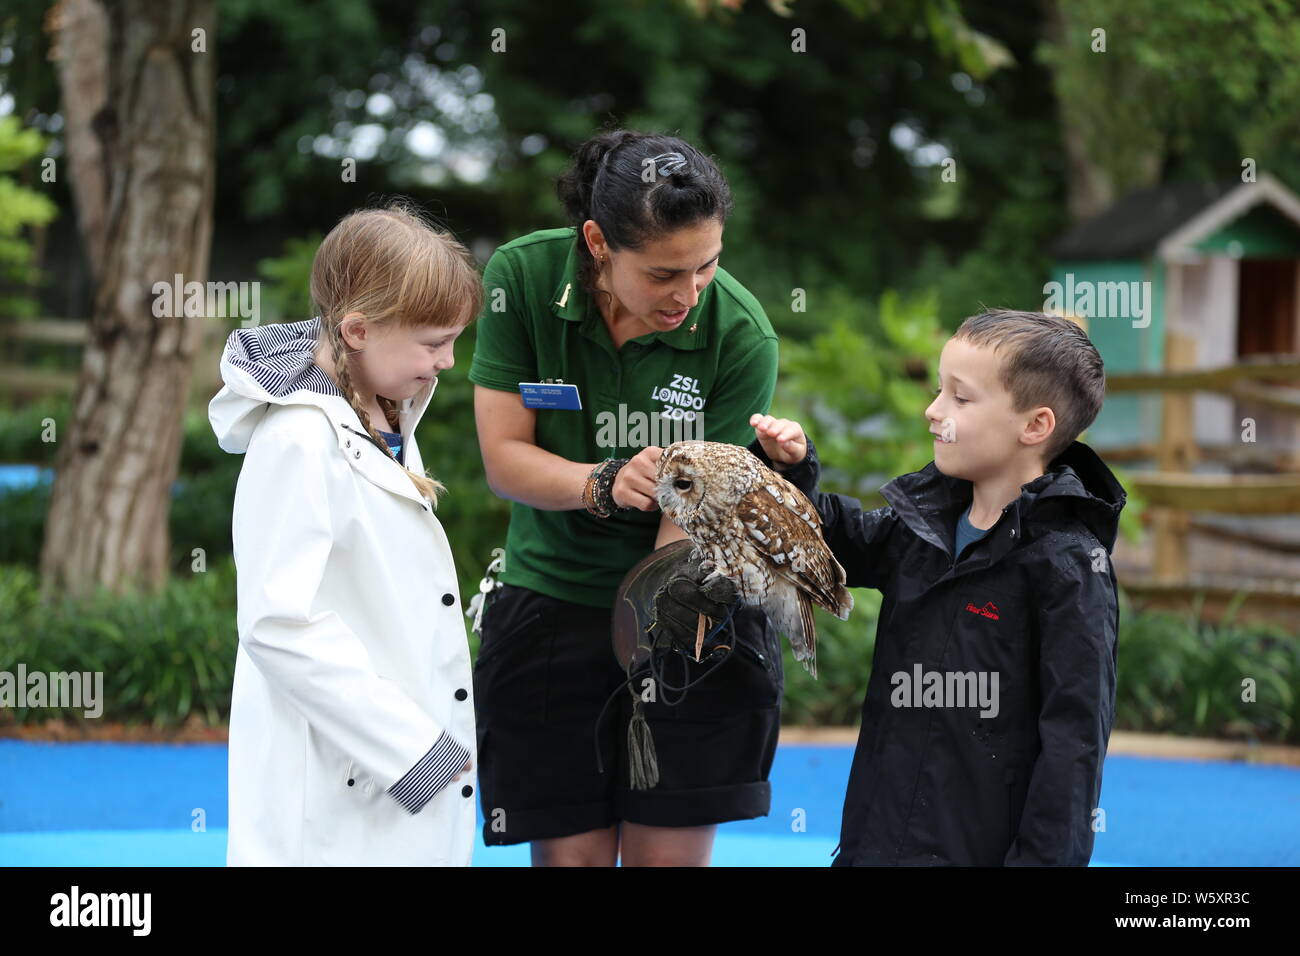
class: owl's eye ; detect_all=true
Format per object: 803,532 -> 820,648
673,478 -> 693,492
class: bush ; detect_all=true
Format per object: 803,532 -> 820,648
779,590 -> 880,726
0,482 -> 50,566
1113,592 -> 1299,743
772,289 -> 945,499
0,557 -> 238,730
0,397 -> 67,463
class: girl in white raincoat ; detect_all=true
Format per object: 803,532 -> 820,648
208,202 -> 483,865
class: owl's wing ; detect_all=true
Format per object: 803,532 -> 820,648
735,469 -> 852,619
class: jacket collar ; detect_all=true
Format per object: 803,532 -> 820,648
879,440 -> 1127,570
549,228 -> 710,351
213,317 -> 437,511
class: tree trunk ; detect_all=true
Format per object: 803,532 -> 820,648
41,0 -> 217,597
1041,0 -> 1162,224
1042,0 -> 1112,223
47,0 -> 110,278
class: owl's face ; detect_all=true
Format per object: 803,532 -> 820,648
655,441 -> 708,525
655,440 -> 760,532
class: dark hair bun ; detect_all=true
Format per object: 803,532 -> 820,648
556,129 -> 733,297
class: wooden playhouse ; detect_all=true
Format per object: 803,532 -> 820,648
1047,174 -> 1300,626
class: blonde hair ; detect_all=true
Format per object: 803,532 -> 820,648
311,200 -> 483,507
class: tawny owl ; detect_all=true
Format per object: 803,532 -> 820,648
655,440 -> 853,678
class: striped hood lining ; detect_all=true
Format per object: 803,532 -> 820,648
210,316 -> 439,458
210,316 -> 352,456
222,317 -> 341,399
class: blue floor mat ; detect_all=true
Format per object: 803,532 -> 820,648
1,741 -> 1296,865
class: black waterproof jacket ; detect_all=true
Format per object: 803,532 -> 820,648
746,435 -> 1127,866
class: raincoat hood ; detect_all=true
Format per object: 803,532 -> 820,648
208,317 -> 438,455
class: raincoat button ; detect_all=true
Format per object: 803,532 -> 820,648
347,778 -> 355,786
442,592 -> 455,606
455,688 -> 468,701
353,449 -> 361,459
345,439 -> 351,448
461,785 -> 474,797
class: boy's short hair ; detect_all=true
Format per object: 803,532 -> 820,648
953,309 -> 1106,463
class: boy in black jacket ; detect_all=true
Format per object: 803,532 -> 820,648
746,309 -> 1126,866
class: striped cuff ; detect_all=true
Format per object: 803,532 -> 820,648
386,731 -> 472,814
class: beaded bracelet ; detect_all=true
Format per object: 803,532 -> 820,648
583,457 -> 630,518
584,458 -> 624,517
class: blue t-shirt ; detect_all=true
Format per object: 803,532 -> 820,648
954,504 -> 991,560
377,428 -> 404,466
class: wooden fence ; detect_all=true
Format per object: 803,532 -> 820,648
1106,339 -> 1300,627
0,317 -> 225,405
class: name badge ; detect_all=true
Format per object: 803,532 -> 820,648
519,381 -> 582,410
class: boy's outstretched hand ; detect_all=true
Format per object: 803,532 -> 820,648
750,413 -> 808,468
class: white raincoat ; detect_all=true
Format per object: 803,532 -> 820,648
208,318 -> 477,866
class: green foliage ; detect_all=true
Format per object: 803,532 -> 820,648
0,482 -> 49,566
1114,593 -> 1300,743
0,115 -> 57,318
0,397 -> 66,463
256,234 -> 323,322
411,319 -> 513,590
0,558 -> 238,729
779,589 -> 880,725
905,178 -> 1063,328
1041,0 -> 1300,194
772,289 -> 946,496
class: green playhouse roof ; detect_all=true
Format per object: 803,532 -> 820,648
1051,174 -> 1300,262
1051,181 -> 1238,260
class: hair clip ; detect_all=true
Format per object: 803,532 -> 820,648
649,151 -> 688,177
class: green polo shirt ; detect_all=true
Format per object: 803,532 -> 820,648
469,226 -> 779,608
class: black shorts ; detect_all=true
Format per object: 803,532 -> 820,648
472,582 -> 784,845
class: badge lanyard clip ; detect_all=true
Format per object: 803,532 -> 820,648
466,552 -> 505,635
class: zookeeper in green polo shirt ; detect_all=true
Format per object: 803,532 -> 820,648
468,129 -> 783,867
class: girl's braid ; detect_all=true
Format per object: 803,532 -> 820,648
328,321 -> 398,465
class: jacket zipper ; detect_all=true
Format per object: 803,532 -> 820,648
946,505 -> 1013,574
